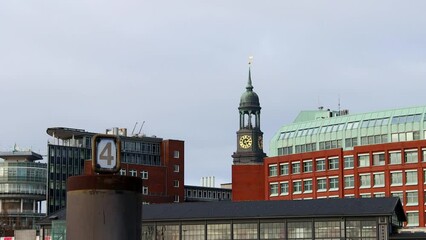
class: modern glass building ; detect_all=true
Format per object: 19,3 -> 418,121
269,106 -> 426,156
0,150 -> 46,232
46,127 -> 184,214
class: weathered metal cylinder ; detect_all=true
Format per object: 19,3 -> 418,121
66,175 -> 142,240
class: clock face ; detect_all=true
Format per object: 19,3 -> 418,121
258,136 -> 263,149
239,135 -> 252,149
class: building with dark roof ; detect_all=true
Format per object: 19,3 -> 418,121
38,198 -> 409,240
231,65 -> 426,228
46,127 -> 184,213
0,150 -> 46,233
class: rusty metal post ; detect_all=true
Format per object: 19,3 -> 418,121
66,175 -> 142,240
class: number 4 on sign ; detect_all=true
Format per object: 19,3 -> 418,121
99,142 -> 114,166
92,134 -> 121,174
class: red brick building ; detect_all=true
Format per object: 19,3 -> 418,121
231,66 -> 426,227
47,127 -> 184,213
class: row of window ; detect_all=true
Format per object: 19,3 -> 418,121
278,131 -> 422,156
119,165 -> 180,179
121,153 -> 161,166
270,149 -> 426,177
120,169 -> 149,179
318,140 -> 342,151
270,170 -> 423,199
269,157 -> 340,177
360,134 -> 387,146
142,219 -> 378,240
185,189 -> 231,200
278,113 -> 424,141
122,141 -> 160,155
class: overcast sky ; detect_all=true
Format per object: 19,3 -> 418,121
1,1 -> 426,186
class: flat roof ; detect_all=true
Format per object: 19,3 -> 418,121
0,151 -> 43,161
46,127 -> 91,140
142,197 -> 406,222
37,197 -> 406,226
46,127 -> 164,142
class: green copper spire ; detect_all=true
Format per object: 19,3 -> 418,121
239,56 -> 260,109
246,67 -> 253,91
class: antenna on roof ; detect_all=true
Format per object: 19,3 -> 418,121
338,95 -> 341,112
131,122 -> 138,135
138,121 -> 145,135
317,96 -> 323,110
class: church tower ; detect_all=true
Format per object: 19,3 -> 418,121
232,59 -> 266,164
232,58 -> 266,201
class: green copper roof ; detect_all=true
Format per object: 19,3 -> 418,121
269,105 -> 426,156
239,67 -> 260,109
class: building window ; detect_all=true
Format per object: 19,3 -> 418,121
344,175 -> 354,188
373,153 -> 385,166
344,156 -> 354,169
391,171 -> 403,186
280,182 -> 288,195
173,180 -> 179,187
423,149 -> 426,162
119,169 -> 126,176
173,150 -> 180,158
360,193 -> 371,198
129,169 -> 137,177
389,151 -> 402,164
328,158 -> 339,170
317,178 -> 327,192
233,222 -> 258,240
315,221 -> 342,239
181,224 -> 205,239
269,165 -> 277,177
292,162 -> 300,174
406,191 -> 418,206
293,181 -> 302,194
303,160 -> 312,173
207,223 -> 231,239
405,150 -> 418,163
359,174 -> 371,188
142,186 -> 149,195
329,177 -> 339,190
374,193 -> 385,198
287,221 -> 312,239
141,171 -> 148,179
373,173 -> 385,187
270,183 -> 278,196
406,170 -> 418,185
316,159 -> 325,171
280,163 -> 289,175
304,179 -> 312,193
407,212 -> 419,227
392,192 -> 404,205
173,164 -> 180,172
260,222 -> 285,239
345,137 -> 358,148
358,154 -> 370,167
174,195 -> 179,203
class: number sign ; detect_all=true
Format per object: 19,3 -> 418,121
92,134 -> 121,174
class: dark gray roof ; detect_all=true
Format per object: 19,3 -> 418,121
143,197 -> 406,222
0,151 -> 42,161
37,207 -> 66,225
37,197 -> 406,226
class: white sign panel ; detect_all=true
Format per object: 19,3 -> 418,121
96,139 -> 117,169
92,134 -> 121,174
